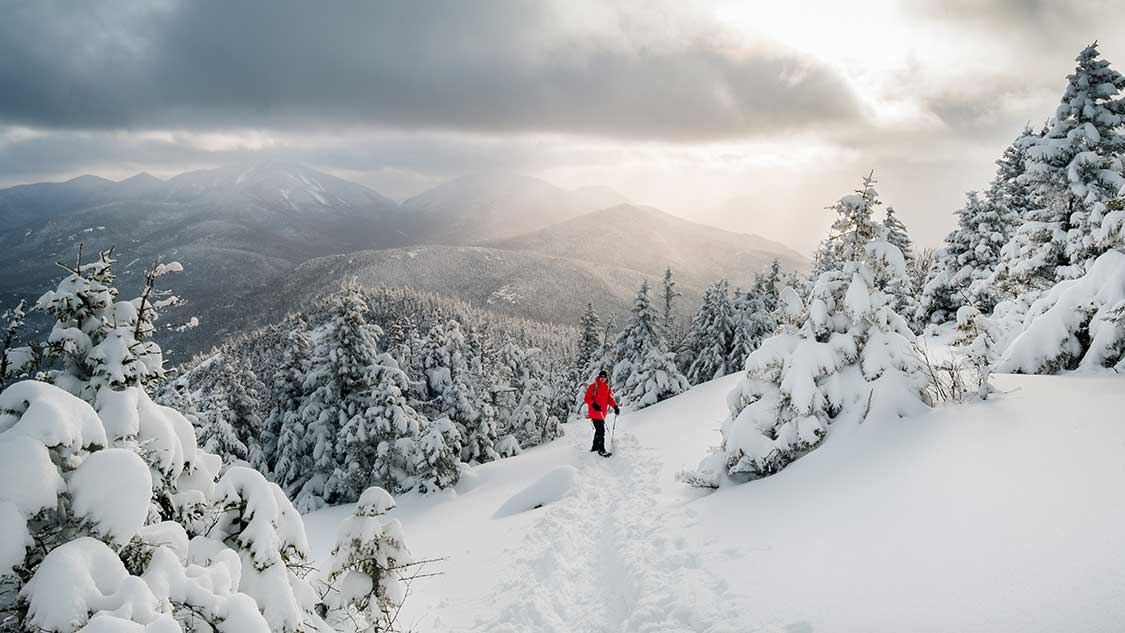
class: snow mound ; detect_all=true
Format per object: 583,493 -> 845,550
68,448 -> 152,545
999,249 -> 1125,373
493,465 -> 579,518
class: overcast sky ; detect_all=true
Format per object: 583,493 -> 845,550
2,0 -> 1122,254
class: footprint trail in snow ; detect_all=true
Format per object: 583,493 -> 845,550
466,425 -> 742,633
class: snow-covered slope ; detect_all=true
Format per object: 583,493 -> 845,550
219,244 -> 706,334
0,162 -> 410,358
305,372 -> 1125,633
487,203 -> 808,289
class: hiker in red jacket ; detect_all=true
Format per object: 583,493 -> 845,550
584,369 -> 620,456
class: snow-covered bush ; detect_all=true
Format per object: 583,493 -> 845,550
998,249 -> 1125,373
683,176 -> 929,486
0,300 -> 38,388
317,488 -> 413,632
0,380 -> 337,633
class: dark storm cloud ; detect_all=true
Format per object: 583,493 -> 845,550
0,0 -> 865,141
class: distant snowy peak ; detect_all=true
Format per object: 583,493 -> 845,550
163,162 -> 399,211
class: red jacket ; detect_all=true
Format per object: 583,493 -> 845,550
584,377 -> 618,421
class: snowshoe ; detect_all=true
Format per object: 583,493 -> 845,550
598,450 -> 613,458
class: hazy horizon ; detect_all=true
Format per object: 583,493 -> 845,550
3,0 -> 1124,254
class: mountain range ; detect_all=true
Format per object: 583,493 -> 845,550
0,162 -> 806,357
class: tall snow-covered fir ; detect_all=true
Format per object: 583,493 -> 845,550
608,281 -> 690,410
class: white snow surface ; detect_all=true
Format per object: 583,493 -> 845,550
304,369 -> 1125,632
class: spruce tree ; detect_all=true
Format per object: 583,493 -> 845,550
919,191 -> 1015,323
729,286 -> 776,372
684,280 -> 737,384
882,206 -> 915,268
686,174 -> 928,485
415,417 -> 463,494
1001,43 -> 1125,286
266,322 -> 311,485
609,281 -> 690,409
0,300 -> 37,388
295,286 -> 423,510
421,321 -> 499,464
198,359 -> 265,467
35,249 -> 178,403
661,266 -> 681,344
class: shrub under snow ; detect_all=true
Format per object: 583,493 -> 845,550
0,380 -> 416,633
998,249 -> 1125,373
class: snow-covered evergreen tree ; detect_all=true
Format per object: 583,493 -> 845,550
295,286 -> 423,511
990,124 -> 1036,222
882,206 -> 914,268
0,300 -> 37,388
575,303 -> 602,378
567,302 -> 603,419
35,250 -> 180,403
997,249 -> 1125,373
661,266 -> 682,345
197,358 -> 264,467
266,323 -> 311,485
684,280 -> 737,384
729,286 -> 777,372
809,171 -> 882,282
684,176 -> 929,486
0,254 -> 378,633
999,43 -> 1125,288
415,417 -> 463,494
751,259 -> 784,314
919,192 -> 1012,322
609,281 -> 690,409
420,321 -> 499,465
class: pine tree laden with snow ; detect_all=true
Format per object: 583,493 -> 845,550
198,358 -> 265,468
0,301 -> 37,389
415,417 -> 463,495
729,286 -> 777,372
684,176 -> 929,487
684,280 -> 737,384
609,281 -> 690,409
420,321 -> 499,465
999,43 -> 1125,288
295,285 -> 425,511
266,323 -> 312,484
35,249 -> 182,404
882,206 -> 915,269
0,379 -> 342,633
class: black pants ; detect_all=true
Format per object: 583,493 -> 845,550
591,419 -> 606,452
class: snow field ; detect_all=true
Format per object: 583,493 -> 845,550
307,370 -> 1125,633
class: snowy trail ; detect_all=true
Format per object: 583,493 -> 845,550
461,427 -> 738,633
303,376 -> 746,633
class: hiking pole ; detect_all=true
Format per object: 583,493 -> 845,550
608,411 -> 618,453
